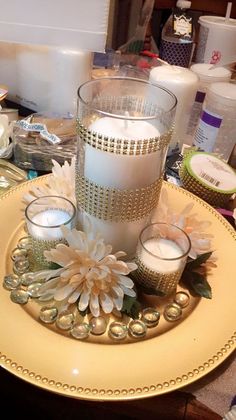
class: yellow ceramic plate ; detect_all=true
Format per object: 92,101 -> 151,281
0,177 -> 235,401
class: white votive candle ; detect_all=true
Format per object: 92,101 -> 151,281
135,223 -> 191,294
29,209 -> 71,240
140,238 -> 182,274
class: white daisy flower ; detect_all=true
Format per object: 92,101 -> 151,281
152,188 -> 214,259
37,225 -> 137,317
23,157 -> 76,205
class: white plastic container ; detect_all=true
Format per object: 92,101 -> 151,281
185,64 -> 232,144
0,0 -> 110,51
196,16 -> 236,65
193,82 -> 236,161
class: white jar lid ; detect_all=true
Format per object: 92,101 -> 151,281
176,1 -> 191,9
199,16 -> 236,30
190,64 -> 232,83
208,82 -> 236,106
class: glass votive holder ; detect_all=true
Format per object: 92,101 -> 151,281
25,196 -> 76,268
134,223 -> 191,296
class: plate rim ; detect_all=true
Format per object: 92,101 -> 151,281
0,176 -> 235,401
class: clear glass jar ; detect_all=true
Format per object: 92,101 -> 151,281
185,64 -> 232,145
193,82 -> 236,161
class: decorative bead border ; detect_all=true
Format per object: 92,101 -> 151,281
77,120 -> 172,156
0,333 -> 235,399
76,174 -> 163,222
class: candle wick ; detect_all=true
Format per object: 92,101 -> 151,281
156,240 -> 163,257
124,111 -> 129,130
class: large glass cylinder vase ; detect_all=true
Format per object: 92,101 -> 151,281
76,77 -> 176,257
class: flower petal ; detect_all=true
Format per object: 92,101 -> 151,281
117,275 -> 134,288
120,285 -> 136,297
99,292 -> 114,313
54,284 -> 76,301
78,290 -> 90,311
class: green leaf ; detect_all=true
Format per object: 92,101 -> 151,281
186,252 -> 213,270
121,295 -> 141,319
182,271 -> 212,299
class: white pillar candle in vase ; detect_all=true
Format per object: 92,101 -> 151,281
25,196 -> 76,267
135,223 -> 191,295
77,77 -> 177,257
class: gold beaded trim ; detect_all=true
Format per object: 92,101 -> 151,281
180,166 -> 232,208
30,236 -> 67,268
77,120 -> 172,156
76,174 -> 163,222
134,257 -> 183,295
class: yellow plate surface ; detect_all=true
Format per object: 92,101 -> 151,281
0,176 -> 235,401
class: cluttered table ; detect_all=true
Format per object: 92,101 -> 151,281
0,2 -> 236,417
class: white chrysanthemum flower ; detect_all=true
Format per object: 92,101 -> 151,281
37,225 -> 137,317
23,157 -> 76,205
152,188 -> 214,259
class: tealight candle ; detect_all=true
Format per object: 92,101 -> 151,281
140,238 -> 183,273
29,209 -> 72,240
25,196 -> 76,267
135,223 -> 191,295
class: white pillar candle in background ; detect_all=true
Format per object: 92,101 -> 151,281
49,48 -> 92,115
16,44 -> 92,113
139,238 -> 182,273
28,209 -> 71,240
149,65 -> 199,154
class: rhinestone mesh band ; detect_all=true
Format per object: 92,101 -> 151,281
76,173 -> 163,222
77,120 -> 172,156
134,257 -> 183,295
30,237 -> 67,268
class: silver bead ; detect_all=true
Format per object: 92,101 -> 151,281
108,322 -> 128,341
13,259 -> 30,275
39,307 -> 58,324
56,311 -> 75,330
27,283 -> 43,298
174,291 -> 190,308
21,272 -> 38,286
70,323 -> 91,340
129,319 -> 147,339
142,307 -> 160,328
17,236 -> 31,250
11,247 -> 28,262
3,274 -> 21,290
164,303 -> 182,322
90,316 -> 107,335
10,289 -> 29,304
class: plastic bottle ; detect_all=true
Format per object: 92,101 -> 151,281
184,64 -> 232,145
160,0 -> 194,68
193,82 -> 236,162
